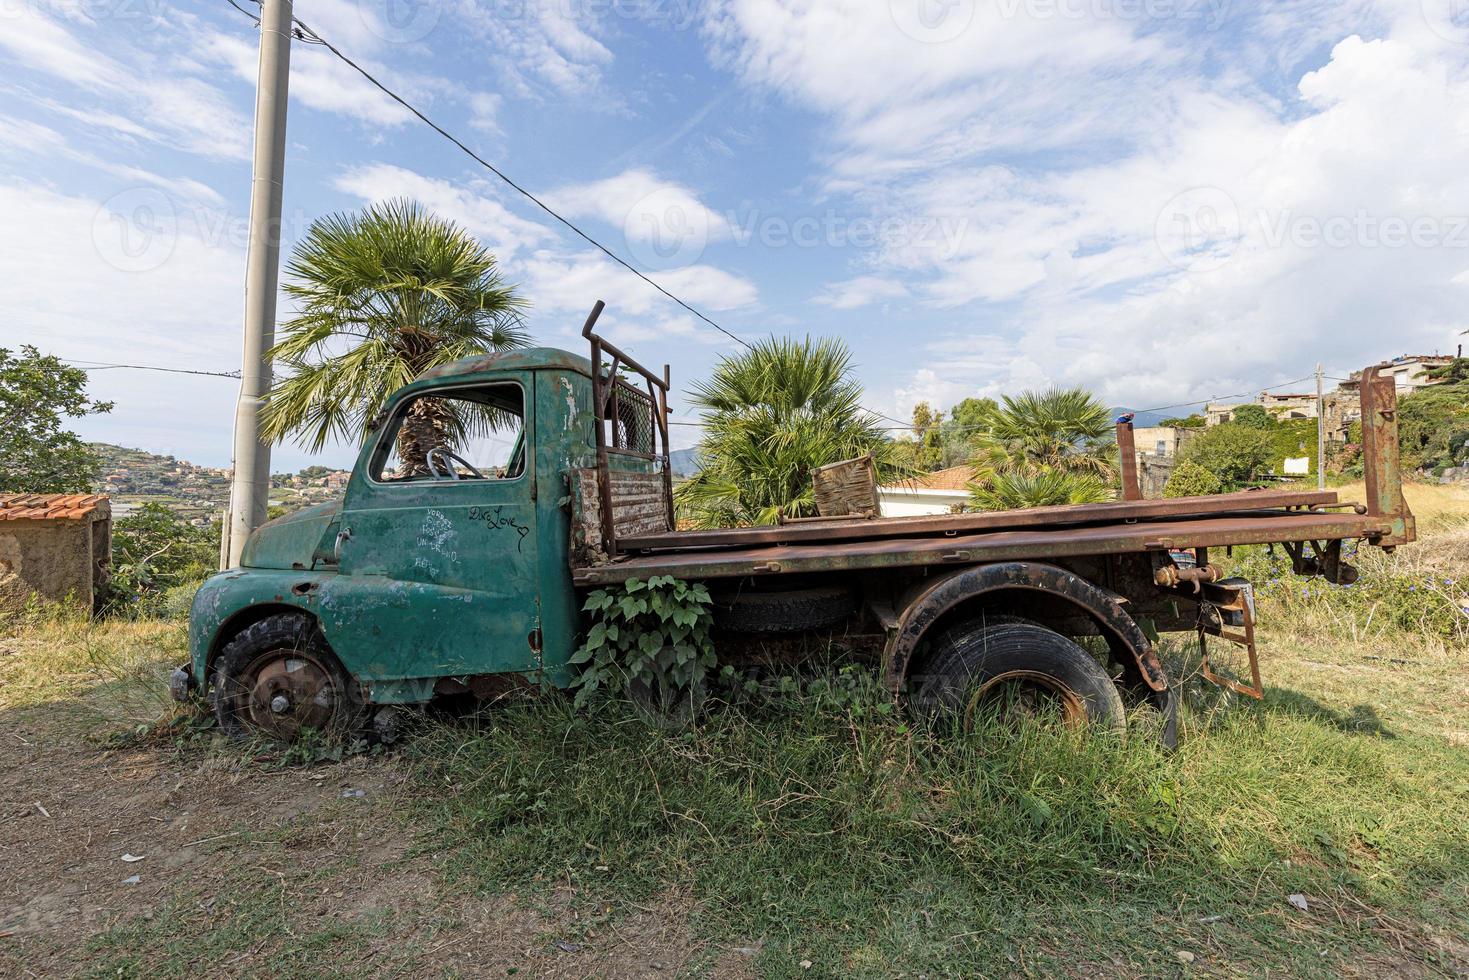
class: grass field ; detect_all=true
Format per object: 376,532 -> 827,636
2,482 -> 1467,977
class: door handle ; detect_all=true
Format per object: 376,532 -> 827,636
334,527 -> 352,562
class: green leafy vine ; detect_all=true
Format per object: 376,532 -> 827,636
569,576 -> 717,710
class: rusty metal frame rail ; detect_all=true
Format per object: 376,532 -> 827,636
582,300 -> 675,557
618,489 -> 1341,553
575,510 -> 1386,585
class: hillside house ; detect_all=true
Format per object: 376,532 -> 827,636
878,466 -> 977,516
0,494 -> 111,613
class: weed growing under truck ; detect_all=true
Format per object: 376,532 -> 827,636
179,302 -> 1416,747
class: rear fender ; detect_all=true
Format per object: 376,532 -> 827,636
883,561 -> 1170,694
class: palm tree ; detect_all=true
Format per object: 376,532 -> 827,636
261,200 -> 529,474
967,387 -> 1115,510
675,337 -> 904,528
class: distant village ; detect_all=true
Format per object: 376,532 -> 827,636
93,443 -> 351,525
878,354 -> 1453,516
94,354 -> 1454,525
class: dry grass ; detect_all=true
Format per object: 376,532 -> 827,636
1333,478 -> 1469,532
0,609 -> 184,733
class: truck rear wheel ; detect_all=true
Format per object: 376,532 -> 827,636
213,614 -> 363,742
910,622 -> 1125,733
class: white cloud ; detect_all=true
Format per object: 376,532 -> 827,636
458,0 -> 614,98
0,5 -> 252,159
0,179 -> 252,464
549,168 -> 732,256
812,275 -> 909,310
705,1 -> 1469,409
333,163 -> 552,259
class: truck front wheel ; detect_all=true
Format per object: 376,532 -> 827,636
213,614 -> 363,742
910,622 -> 1125,733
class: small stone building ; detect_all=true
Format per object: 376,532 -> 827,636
0,494 -> 111,613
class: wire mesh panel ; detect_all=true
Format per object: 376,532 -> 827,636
609,380 -> 656,457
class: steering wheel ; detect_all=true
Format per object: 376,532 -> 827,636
425,446 -> 486,481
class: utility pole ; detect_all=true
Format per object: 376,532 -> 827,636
1315,362 -> 1326,490
225,0 -> 292,567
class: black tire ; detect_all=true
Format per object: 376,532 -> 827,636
213,614 -> 364,742
711,585 -> 856,634
909,622 -> 1126,732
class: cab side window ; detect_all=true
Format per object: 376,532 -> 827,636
373,384 -> 526,483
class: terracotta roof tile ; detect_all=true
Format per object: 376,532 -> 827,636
886,466 -> 978,492
0,493 -> 110,521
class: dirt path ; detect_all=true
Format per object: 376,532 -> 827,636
0,704 -> 754,978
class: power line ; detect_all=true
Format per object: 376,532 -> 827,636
63,359 -> 241,379
1115,374 -> 1318,417
271,7 -> 757,354
205,1 -> 1347,437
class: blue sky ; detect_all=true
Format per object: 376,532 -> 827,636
4,0 -> 1469,470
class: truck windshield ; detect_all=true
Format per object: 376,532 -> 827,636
373,383 -> 526,483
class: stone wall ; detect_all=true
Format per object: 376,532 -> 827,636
0,520 -> 103,612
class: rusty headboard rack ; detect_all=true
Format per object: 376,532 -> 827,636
581,300 -> 675,556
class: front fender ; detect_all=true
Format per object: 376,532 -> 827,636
188,568 -> 335,685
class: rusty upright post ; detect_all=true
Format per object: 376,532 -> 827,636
1359,365 -> 1415,547
1116,417 -> 1143,500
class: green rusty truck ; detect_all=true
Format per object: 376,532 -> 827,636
178,303 -> 1416,746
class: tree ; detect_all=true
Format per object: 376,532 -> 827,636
675,337 -> 905,528
1392,378 -> 1469,471
939,396 -> 997,468
1231,404 -> 1274,429
969,470 -> 1110,510
0,346 -> 112,493
1163,460 -> 1223,497
109,503 -> 218,613
967,387 -> 1116,510
1160,413 -> 1206,428
261,200 -> 529,475
910,401 -> 944,471
1177,423 -> 1273,489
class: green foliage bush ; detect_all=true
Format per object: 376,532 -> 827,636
0,345 -> 112,493
1231,404 -> 1272,429
570,576 -> 717,710
1178,423 -> 1273,490
108,504 -> 217,617
1163,460 -> 1222,497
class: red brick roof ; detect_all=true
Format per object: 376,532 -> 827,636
888,466 -> 978,492
0,493 -> 110,521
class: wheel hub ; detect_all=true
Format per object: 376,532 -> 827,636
964,669 -> 1087,731
242,652 -> 339,740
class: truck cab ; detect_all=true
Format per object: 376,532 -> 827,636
186,347 -> 618,737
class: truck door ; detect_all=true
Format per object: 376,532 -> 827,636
329,375 -> 542,683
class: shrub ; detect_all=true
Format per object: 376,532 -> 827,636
107,504 -> 218,617
1178,423 -> 1273,490
1163,460 -> 1223,497
570,576 -> 717,710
